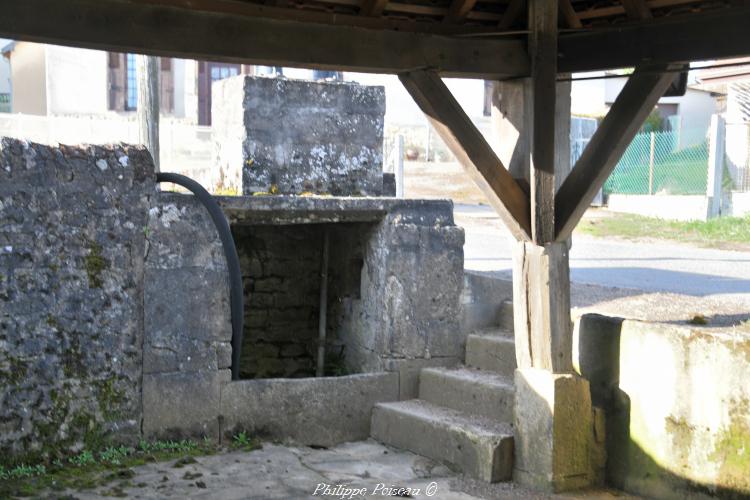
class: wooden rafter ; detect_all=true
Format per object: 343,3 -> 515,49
555,65 -> 681,241
559,0 -> 582,28
0,0 -> 528,79
399,70 -> 532,241
621,0 -> 652,19
498,0 -> 526,29
444,0 -> 478,24
360,0 -> 388,17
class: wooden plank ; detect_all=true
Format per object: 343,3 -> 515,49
360,0 -> 389,16
498,0 -> 526,29
528,0 -> 557,244
621,0 -> 652,19
559,0 -> 582,28
0,0 -> 528,79
399,70 -> 531,241
444,0 -> 478,23
127,0 -> 482,35
555,65 -> 679,241
558,7 -> 750,73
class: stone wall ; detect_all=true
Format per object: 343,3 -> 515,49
575,314 -> 750,499
235,223 -> 372,379
213,76 -> 385,196
142,193 -> 232,439
343,200 -> 466,398
0,138 -> 154,462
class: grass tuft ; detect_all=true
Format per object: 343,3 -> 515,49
576,211 -> 750,250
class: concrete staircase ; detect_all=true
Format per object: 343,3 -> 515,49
371,315 -> 517,482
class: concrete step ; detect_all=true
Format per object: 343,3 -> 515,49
465,334 -> 517,377
371,399 -> 513,482
497,300 -> 514,332
419,367 -> 514,421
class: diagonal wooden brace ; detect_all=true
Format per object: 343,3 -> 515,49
399,70 -> 532,241
555,64 -> 682,242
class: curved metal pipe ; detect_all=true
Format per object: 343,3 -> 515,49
156,173 -> 244,380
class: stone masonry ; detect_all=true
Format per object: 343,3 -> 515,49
0,138 -> 154,461
141,193 -> 233,439
212,76 -> 385,196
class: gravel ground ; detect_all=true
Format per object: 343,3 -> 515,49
456,204 -> 750,330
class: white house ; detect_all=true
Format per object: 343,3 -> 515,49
0,41 -> 263,125
571,71 -> 719,148
0,38 -> 11,112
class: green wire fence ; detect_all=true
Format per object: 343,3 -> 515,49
604,128 -> 709,196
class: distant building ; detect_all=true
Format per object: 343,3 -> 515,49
0,39 -> 10,112
571,72 -> 721,148
0,41 -> 264,125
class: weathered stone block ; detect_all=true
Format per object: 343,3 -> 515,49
0,138 -> 153,460
513,368 -> 592,492
220,372 -> 398,447
143,369 -> 230,440
212,75 -> 385,196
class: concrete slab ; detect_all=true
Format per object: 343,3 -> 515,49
42,439 -> 642,499
371,399 -> 514,482
220,372 -> 398,447
465,334 -> 517,376
419,367 -> 514,421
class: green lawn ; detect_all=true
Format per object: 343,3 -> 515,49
576,211 -> 750,250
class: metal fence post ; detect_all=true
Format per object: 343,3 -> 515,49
396,134 -> 405,198
707,114 -> 726,218
648,131 -> 655,195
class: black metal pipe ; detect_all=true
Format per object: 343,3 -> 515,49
156,173 -> 244,380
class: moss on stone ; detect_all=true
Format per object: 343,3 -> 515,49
710,398 -> 750,494
84,240 -> 108,289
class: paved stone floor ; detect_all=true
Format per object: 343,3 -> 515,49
60,440 -> 639,499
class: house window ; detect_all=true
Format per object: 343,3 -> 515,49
126,54 -> 138,110
108,53 -> 174,113
198,61 -> 243,125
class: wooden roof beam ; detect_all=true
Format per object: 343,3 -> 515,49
558,7 -> 750,73
400,70 -> 532,241
559,0 -> 582,29
0,0 -> 528,79
444,0 -> 478,24
360,0 -> 388,17
621,0 -> 652,19
499,0 -> 526,30
554,64 -> 681,241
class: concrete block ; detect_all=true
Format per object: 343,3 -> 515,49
383,357 -> 459,400
143,370 -> 224,440
465,334 -> 516,377
220,372 -> 398,447
513,368 -> 592,492
419,367 -> 514,421
371,399 -> 513,482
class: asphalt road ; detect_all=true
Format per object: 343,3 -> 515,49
456,204 -> 750,298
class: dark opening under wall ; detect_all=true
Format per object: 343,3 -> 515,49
233,222 -> 375,379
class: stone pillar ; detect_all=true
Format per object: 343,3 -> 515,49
514,368 -> 592,492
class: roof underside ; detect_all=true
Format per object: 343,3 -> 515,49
1,0 -> 749,78
140,0 -> 739,34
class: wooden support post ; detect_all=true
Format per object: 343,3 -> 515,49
399,70 -> 531,241
528,0 -> 557,245
513,241 -> 572,372
137,54 -> 160,171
